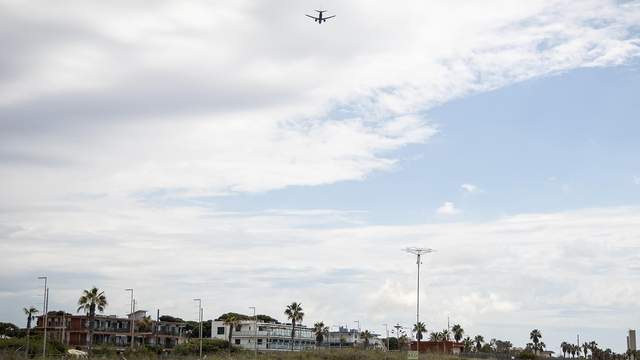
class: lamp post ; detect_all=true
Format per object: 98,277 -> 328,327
38,277 -> 48,359
402,247 -> 435,354
382,324 -> 389,351
125,289 -> 134,349
193,299 -> 202,359
249,307 -> 257,357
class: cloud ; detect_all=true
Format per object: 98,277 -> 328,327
634,176 -> 640,185
1,0 -> 639,198
436,202 -> 462,215
461,184 -> 483,195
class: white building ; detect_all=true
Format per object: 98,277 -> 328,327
211,319 -> 316,352
326,327 -> 385,349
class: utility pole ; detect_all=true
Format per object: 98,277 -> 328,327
38,277 -> 48,359
249,307 -> 257,357
402,247 -> 435,354
194,299 -> 202,359
125,289 -> 134,349
382,324 -> 389,351
156,309 -> 160,354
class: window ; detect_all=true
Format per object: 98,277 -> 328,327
236,326 -> 242,332
217,327 -> 225,335
258,339 -> 262,344
235,339 -> 241,345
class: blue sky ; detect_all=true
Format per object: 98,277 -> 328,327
210,65 -> 640,225
1,0 -> 640,355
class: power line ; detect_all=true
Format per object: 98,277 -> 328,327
421,269 -> 473,326
365,267 -> 416,321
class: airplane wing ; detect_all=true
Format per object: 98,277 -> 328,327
305,14 -> 319,20
324,15 -> 336,20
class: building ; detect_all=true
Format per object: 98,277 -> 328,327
34,310 -> 187,353
210,319 -> 316,352
410,341 -> 464,353
326,327 -> 384,349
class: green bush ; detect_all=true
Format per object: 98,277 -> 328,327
173,338 -> 243,356
519,350 -> 536,360
0,335 -> 67,356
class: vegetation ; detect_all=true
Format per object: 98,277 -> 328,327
0,335 -> 66,356
77,287 -> 108,360
451,324 -> 464,342
413,322 -> 426,341
222,314 -> 242,355
22,307 -> 38,357
312,322 -> 329,347
172,338 -> 242,356
284,302 -> 304,351
360,330 -> 373,348
529,329 -> 542,355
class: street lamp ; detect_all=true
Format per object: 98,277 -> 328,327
402,247 -> 435,354
249,307 -> 257,357
38,277 -> 48,359
193,299 -> 202,359
382,324 -> 389,351
125,289 -> 134,349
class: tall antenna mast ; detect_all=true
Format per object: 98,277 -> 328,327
402,247 -> 435,354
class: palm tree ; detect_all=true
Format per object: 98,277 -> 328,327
463,336 -> 474,353
361,330 -> 373,349
284,302 -> 304,351
474,335 -> 484,352
23,307 -> 39,356
222,314 -> 241,355
77,287 -> 108,360
312,322 -> 329,347
452,324 -> 464,343
561,341 -> 569,358
530,329 -> 542,355
340,337 -> 346,348
583,342 -> 590,358
442,329 -> 451,341
429,332 -> 440,341
399,335 -> 409,350
413,322 -> 427,341
136,315 -> 154,333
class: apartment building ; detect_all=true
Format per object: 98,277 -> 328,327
34,310 -> 187,353
210,319 -> 316,352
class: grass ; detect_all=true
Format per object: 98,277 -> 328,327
0,349 -> 458,360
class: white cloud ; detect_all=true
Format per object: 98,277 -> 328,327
461,184 -> 484,195
634,176 -> 640,185
1,0 -> 639,199
436,202 -> 462,215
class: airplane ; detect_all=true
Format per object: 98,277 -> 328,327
305,10 -> 336,24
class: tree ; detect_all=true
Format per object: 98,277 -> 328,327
413,322 -> 426,341
23,307 -> 39,356
463,337 -> 474,353
561,342 -> 569,358
429,332 -> 440,341
583,342 -> 590,358
284,302 -> 304,351
398,335 -> 409,350
77,287 -> 108,360
530,329 -> 542,354
361,330 -> 373,349
136,316 -> 154,333
340,337 -> 346,348
312,322 -> 329,347
474,335 -> 484,352
452,324 -> 464,343
222,314 -> 241,355
442,329 -> 451,341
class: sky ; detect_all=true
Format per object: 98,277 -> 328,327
1,0 -> 640,354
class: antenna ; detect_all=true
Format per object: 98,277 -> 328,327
401,247 -> 435,353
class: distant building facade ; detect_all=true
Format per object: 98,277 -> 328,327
210,319 -> 315,352
34,310 -> 187,353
